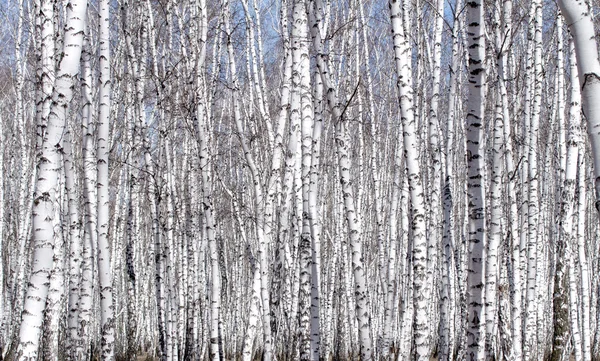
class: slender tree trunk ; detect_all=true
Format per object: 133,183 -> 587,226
292,0 -> 316,358
486,87 -> 503,361
42,189 -> 65,361
16,0 -> 87,359
309,2 -> 373,358
388,1 -> 430,358
77,33 -> 96,361
576,150 -> 591,361
64,127 -> 82,360
464,0 -> 486,358
97,0 -> 115,358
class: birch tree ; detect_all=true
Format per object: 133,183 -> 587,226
464,0 -> 486,358
389,0 -> 430,358
557,0 -> 600,219
96,0 -> 115,357
14,0 -> 86,359
1,0 -> 600,359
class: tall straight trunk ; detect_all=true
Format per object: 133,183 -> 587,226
385,134 -> 404,357
64,128 -> 82,361
309,2 -> 372,358
388,1 -> 430,359
524,3 -> 543,359
576,150 -> 591,361
198,3 -> 221,361
125,138 -> 138,361
464,0 -> 486,358
16,0 -> 87,359
39,1 -> 61,359
13,0 -> 34,340
427,0 -> 444,337
551,15 -> 570,361
96,0 -> 115,358
77,34 -> 96,361
494,2 -> 522,357
291,1 -> 314,358
308,65 -> 323,361
278,38 -> 301,353
308,6 -> 325,360
486,91 -> 503,360
354,3 -> 386,356
440,2 -> 461,357
42,187 -> 65,361
267,2 -> 292,344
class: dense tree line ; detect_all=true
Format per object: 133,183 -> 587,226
1,0 -> 600,360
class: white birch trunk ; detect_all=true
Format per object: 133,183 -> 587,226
42,186 -> 65,361
292,2 -> 313,358
576,151 -> 591,361
524,4 -> 543,359
551,15 -> 572,361
13,0 -> 34,339
486,91 -> 503,360
384,137 -> 402,357
309,2 -> 372,358
16,0 -> 86,358
464,0 -> 486,358
97,0 -> 115,358
440,4 -> 461,357
64,127 -> 82,360
388,1 -> 430,358
77,34 -> 97,361
557,0 -> 600,220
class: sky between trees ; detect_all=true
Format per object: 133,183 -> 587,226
1,0 -> 600,360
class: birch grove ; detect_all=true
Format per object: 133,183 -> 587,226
3,0 -> 600,360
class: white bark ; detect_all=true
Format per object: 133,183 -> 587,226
576,151 -> 591,361
486,89 -> 503,360
464,0 -> 486,358
389,1 -> 430,358
309,2 -> 373,358
42,182 -> 65,361
97,0 -> 115,358
16,0 -> 87,359
77,34 -> 97,361
557,0 -> 600,216
293,0 -> 315,358
524,4 -> 543,360
64,127 -> 82,360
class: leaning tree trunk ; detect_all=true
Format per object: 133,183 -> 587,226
556,3 -> 600,360
558,0 -> 600,228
